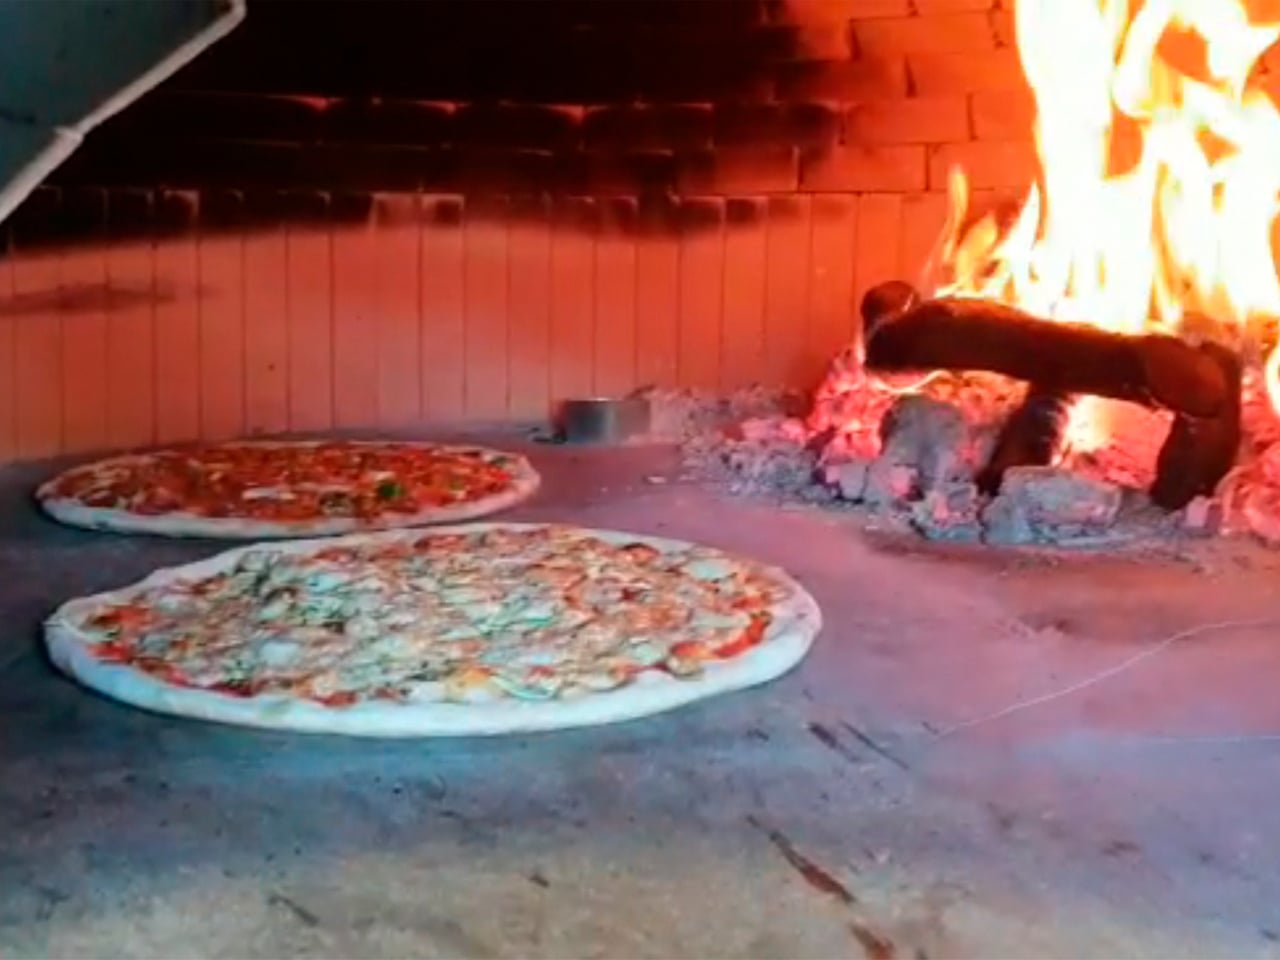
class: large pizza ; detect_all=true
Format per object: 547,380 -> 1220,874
44,523 -> 821,736
36,440 -> 540,538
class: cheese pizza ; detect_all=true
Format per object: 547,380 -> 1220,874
36,440 -> 540,538
44,523 -> 821,736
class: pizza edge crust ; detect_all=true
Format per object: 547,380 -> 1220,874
34,441 -> 541,539
43,523 -> 822,737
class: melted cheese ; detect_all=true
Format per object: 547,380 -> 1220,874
78,529 -> 779,705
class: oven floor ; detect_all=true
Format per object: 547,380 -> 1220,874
2,439 -> 1279,959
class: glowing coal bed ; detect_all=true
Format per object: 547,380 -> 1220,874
657,317 -> 1280,550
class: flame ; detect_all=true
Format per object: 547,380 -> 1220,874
927,0 -> 1280,444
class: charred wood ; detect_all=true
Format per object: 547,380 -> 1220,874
976,387 -> 1075,495
858,282 -> 1244,510
1151,342 -> 1242,510
860,280 -> 919,340
861,290 -> 1232,420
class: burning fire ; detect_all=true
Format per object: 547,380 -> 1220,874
927,0 -> 1280,442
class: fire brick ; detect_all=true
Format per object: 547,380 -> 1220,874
198,188 -> 245,230
676,196 -> 726,232
634,193 -> 684,237
153,189 -> 200,236
914,0 -> 1000,10
800,144 -> 926,192
928,140 -> 1037,189
598,196 -> 640,235
908,50 -> 1026,94
677,146 -> 800,195
970,88 -> 1038,140
775,57 -> 908,102
573,151 -> 678,197
324,99 -> 455,145
765,0 -> 913,23
314,144 -> 454,193
455,149 -> 561,194
586,152 -> 680,197
636,52 -> 775,102
50,138 -> 308,190
582,105 -> 713,151
769,22 -> 856,61
267,191 -> 332,227
854,13 -> 1004,54
328,191 -> 375,226
552,196 -> 600,232
424,196 -> 464,227
107,91 -> 326,144
846,96 -> 970,144
53,188 -> 107,244
453,104 -> 583,151
105,190 -> 154,241
714,102 -> 841,149
726,196 -> 769,227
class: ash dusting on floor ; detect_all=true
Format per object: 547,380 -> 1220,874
634,354 -> 1280,552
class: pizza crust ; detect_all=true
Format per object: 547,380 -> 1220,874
44,523 -> 822,737
36,440 -> 541,539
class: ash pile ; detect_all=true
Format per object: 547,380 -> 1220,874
641,281 -> 1280,548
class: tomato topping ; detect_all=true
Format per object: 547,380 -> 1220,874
712,615 -> 769,659
93,640 -> 133,663
210,679 -> 261,698
668,640 -> 708,661
315,690 -> 358,708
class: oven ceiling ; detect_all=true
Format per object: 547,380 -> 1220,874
0,0 -> 243,226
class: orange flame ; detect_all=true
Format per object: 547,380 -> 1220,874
927,0 -> 1280,448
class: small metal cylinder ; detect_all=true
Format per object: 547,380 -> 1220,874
555,396 -> 651,444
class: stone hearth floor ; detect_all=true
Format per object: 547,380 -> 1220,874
1,437 -> 1279,959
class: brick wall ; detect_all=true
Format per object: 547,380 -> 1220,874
0,0 -> 1037,462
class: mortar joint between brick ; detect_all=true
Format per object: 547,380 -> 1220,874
989,7 -> 1008,48
965,93 -> 976,140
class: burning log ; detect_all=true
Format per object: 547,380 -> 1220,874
859,282 -> 1243,510
975,387 -> 1075,496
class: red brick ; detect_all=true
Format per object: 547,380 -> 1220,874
847,96 -> 969,144
775,56 -> 908,101
777,22 -> 855,60
928,140 -> 1037,190
325,99 -> 454,145
714,102 -> 840,148
678,146 -> 799,194
909,50 -> 1026,94
800,144 -> 926,191
970,88 -> 1037,140
454,104 -> 582,150
574,151 -> 678,196
583,105 -> 712,151
769,0 -> 912,24
854,13 -> 1002,55
914,0 -> 999,10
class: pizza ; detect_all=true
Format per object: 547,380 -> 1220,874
44,523 -> 821,736
35,440 -> 540,538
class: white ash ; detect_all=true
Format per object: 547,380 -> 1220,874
654,357 -> 1280,550
910,481 -> 985,542
633,385 -> 804,443
644,385 -> 832,500
682,418 -> 832,501
981,467 -> 1123,545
